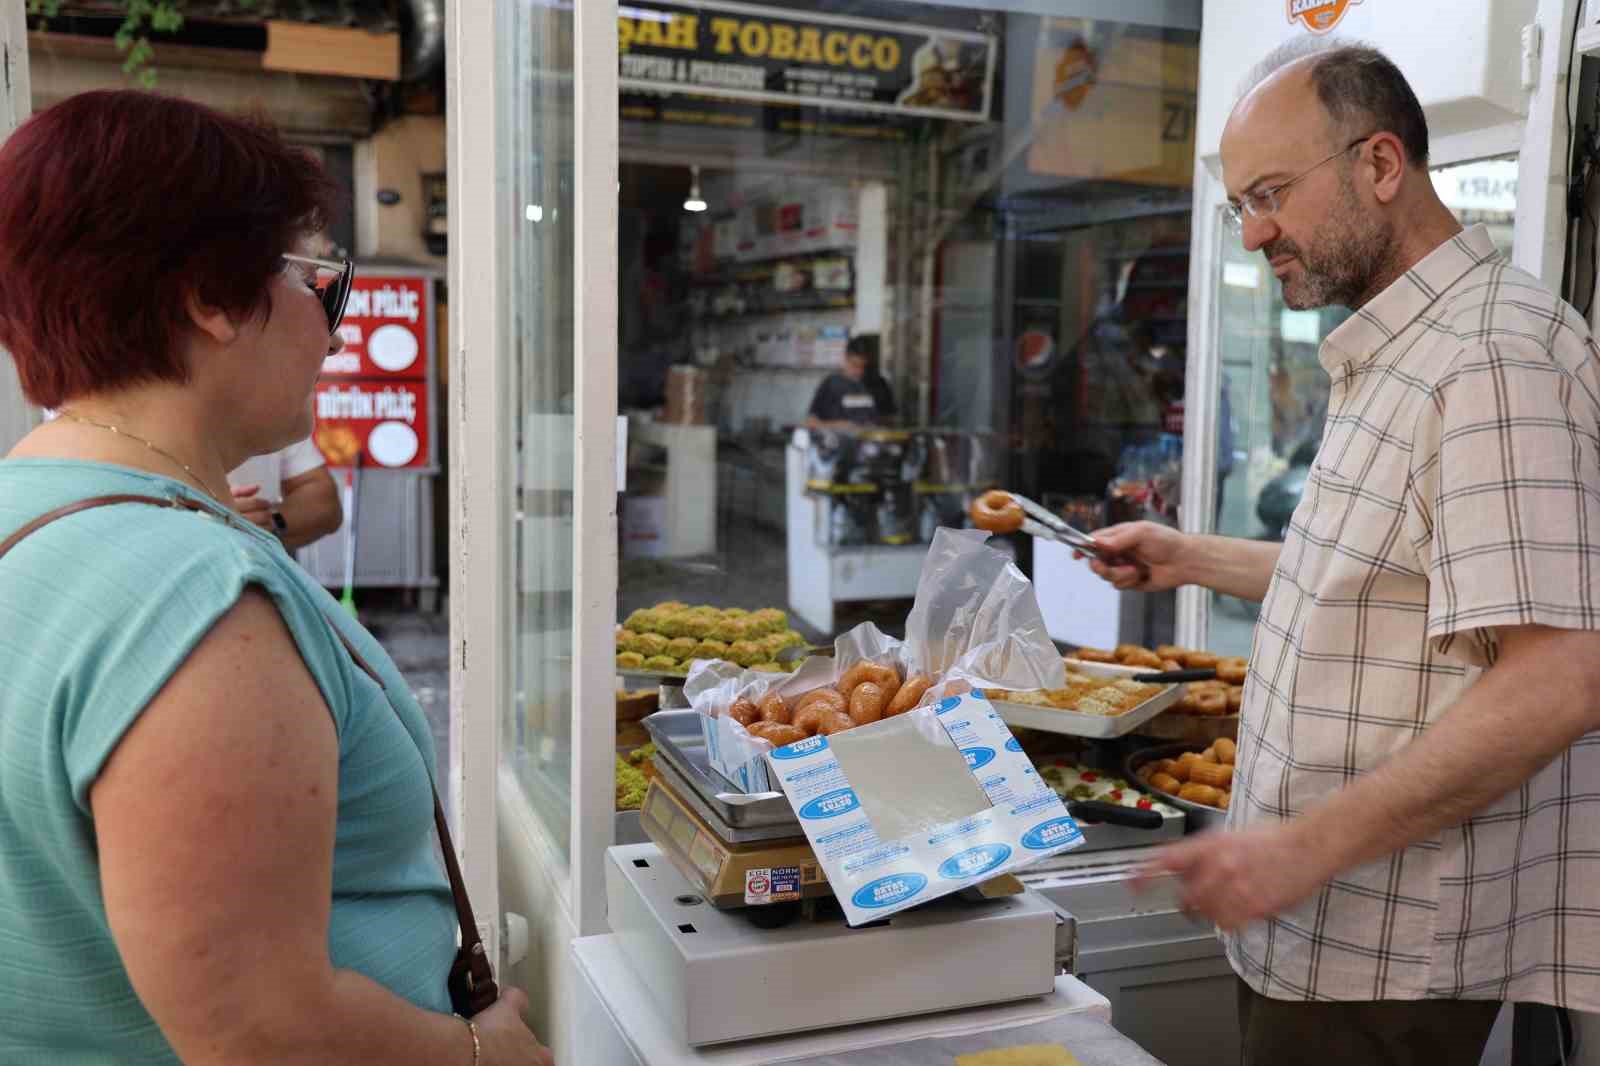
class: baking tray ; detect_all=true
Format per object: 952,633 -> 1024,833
1124,742 -> 1229,831
987,662 -> 1183,739
640,709 -> 801,832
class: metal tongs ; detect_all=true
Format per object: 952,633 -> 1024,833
1006,491 -> 1152,584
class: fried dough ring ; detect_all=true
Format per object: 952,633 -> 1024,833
970,490 -> 1025,534
758,692 -> 792,725
1216,657 -> 1248,685
728,698 -> 760,727
1119,648 -> 1163,670
748,722 -> 807,747
795,687 -> 847,716
849,682 -> 887,725
886,674 -> 932,716
816,709 -> 857,736
839,661 -> 900,705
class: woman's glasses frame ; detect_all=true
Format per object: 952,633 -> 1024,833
282,253 -> 355,333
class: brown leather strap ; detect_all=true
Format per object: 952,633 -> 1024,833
0,493 -> 492,980
0,493 -> 205,559
324,625 -> 490,973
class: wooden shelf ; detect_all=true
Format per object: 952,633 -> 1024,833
263,20 -> 400,82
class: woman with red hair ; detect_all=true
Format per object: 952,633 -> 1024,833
0,92 -> 550,1065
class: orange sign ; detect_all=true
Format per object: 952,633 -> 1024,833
1287,0 -> 1362,34
1052,41 -> 1097,110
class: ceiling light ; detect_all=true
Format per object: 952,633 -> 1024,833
683,165 -> 708,213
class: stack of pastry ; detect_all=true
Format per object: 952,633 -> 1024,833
723,660 -> 934,748
1074,643 -> 1247,717
1135,739 -> 1236,810
616,601 -> 807,675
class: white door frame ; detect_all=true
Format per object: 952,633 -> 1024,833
446,0 -> 620,1009
446,0 -> 512,968
0,1 -> 36,453
1177,0 -> 1582,649
569,0 -> 621,939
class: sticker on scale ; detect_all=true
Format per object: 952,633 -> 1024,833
744,866 -> 802,905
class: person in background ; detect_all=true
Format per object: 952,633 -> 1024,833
1086,42 -> 1600,1065
0,91 -> 551,1065
229,437 -> 343,551
806,332 -> 896,430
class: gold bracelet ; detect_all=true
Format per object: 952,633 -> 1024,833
455,1014 -> 481,1066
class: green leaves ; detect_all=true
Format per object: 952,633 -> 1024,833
33,0 -> 204,86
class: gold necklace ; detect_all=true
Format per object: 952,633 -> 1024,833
57,411 -> 225,502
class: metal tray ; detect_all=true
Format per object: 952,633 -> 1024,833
987,661 -> 1183,739
650,754 -> 807,845
618,666 -> 691,688
1124,742 -> 1229,831
640,709 -> 801,832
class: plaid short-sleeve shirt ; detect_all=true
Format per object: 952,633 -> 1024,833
1226,225 -> 1600,1009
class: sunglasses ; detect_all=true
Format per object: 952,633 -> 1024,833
281,253 -> 355,333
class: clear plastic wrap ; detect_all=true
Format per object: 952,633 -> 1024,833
687,528 -> 1067,792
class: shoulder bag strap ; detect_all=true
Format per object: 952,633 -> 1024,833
0,494 -> 495,998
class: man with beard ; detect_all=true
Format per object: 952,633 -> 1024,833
1084,41 -> 1600,1065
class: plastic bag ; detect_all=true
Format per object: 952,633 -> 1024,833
687,527 -> 1066,792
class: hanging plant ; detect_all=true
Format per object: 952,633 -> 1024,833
28,1 -> 256,88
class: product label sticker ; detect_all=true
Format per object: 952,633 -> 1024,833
744,865 -> 803,905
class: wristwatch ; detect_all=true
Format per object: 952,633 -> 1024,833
270,510 -> 288,540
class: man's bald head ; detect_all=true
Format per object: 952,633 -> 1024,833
1238,40 -> 1430,170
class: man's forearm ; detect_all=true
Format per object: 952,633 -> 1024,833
1182,535 -> 1282,601
278,478 -> 344,550
1286,626 -> 1600,883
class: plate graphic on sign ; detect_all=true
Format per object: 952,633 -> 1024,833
1287,0 -> 1362,34
368,421 -> 420,467
368,324 -> 421,373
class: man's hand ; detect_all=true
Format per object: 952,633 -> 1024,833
1138,823 -> 1328,933
231,483 -> 275,531
1080,521 -> 1192,592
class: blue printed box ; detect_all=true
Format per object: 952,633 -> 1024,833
764,691 -> 1084,926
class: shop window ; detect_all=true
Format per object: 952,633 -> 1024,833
506,0 -> 578,859
612,0 -> 1202,709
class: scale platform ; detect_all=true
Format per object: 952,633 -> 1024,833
607,842 -> 1071,1048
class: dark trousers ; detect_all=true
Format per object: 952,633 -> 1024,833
1237,978 -> 1500,1066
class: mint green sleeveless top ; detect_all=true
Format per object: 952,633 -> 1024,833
0,461 -> 457,1063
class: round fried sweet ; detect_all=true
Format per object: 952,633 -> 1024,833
1216,657 -> 1248,685
759,692 -> 792,725
816,709 -> 857,736
849,682 -> 886,725
748,722 -> 806,747
886,674 -> 932,716
970,490 -> 1025,534
728,698 -> 760,727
